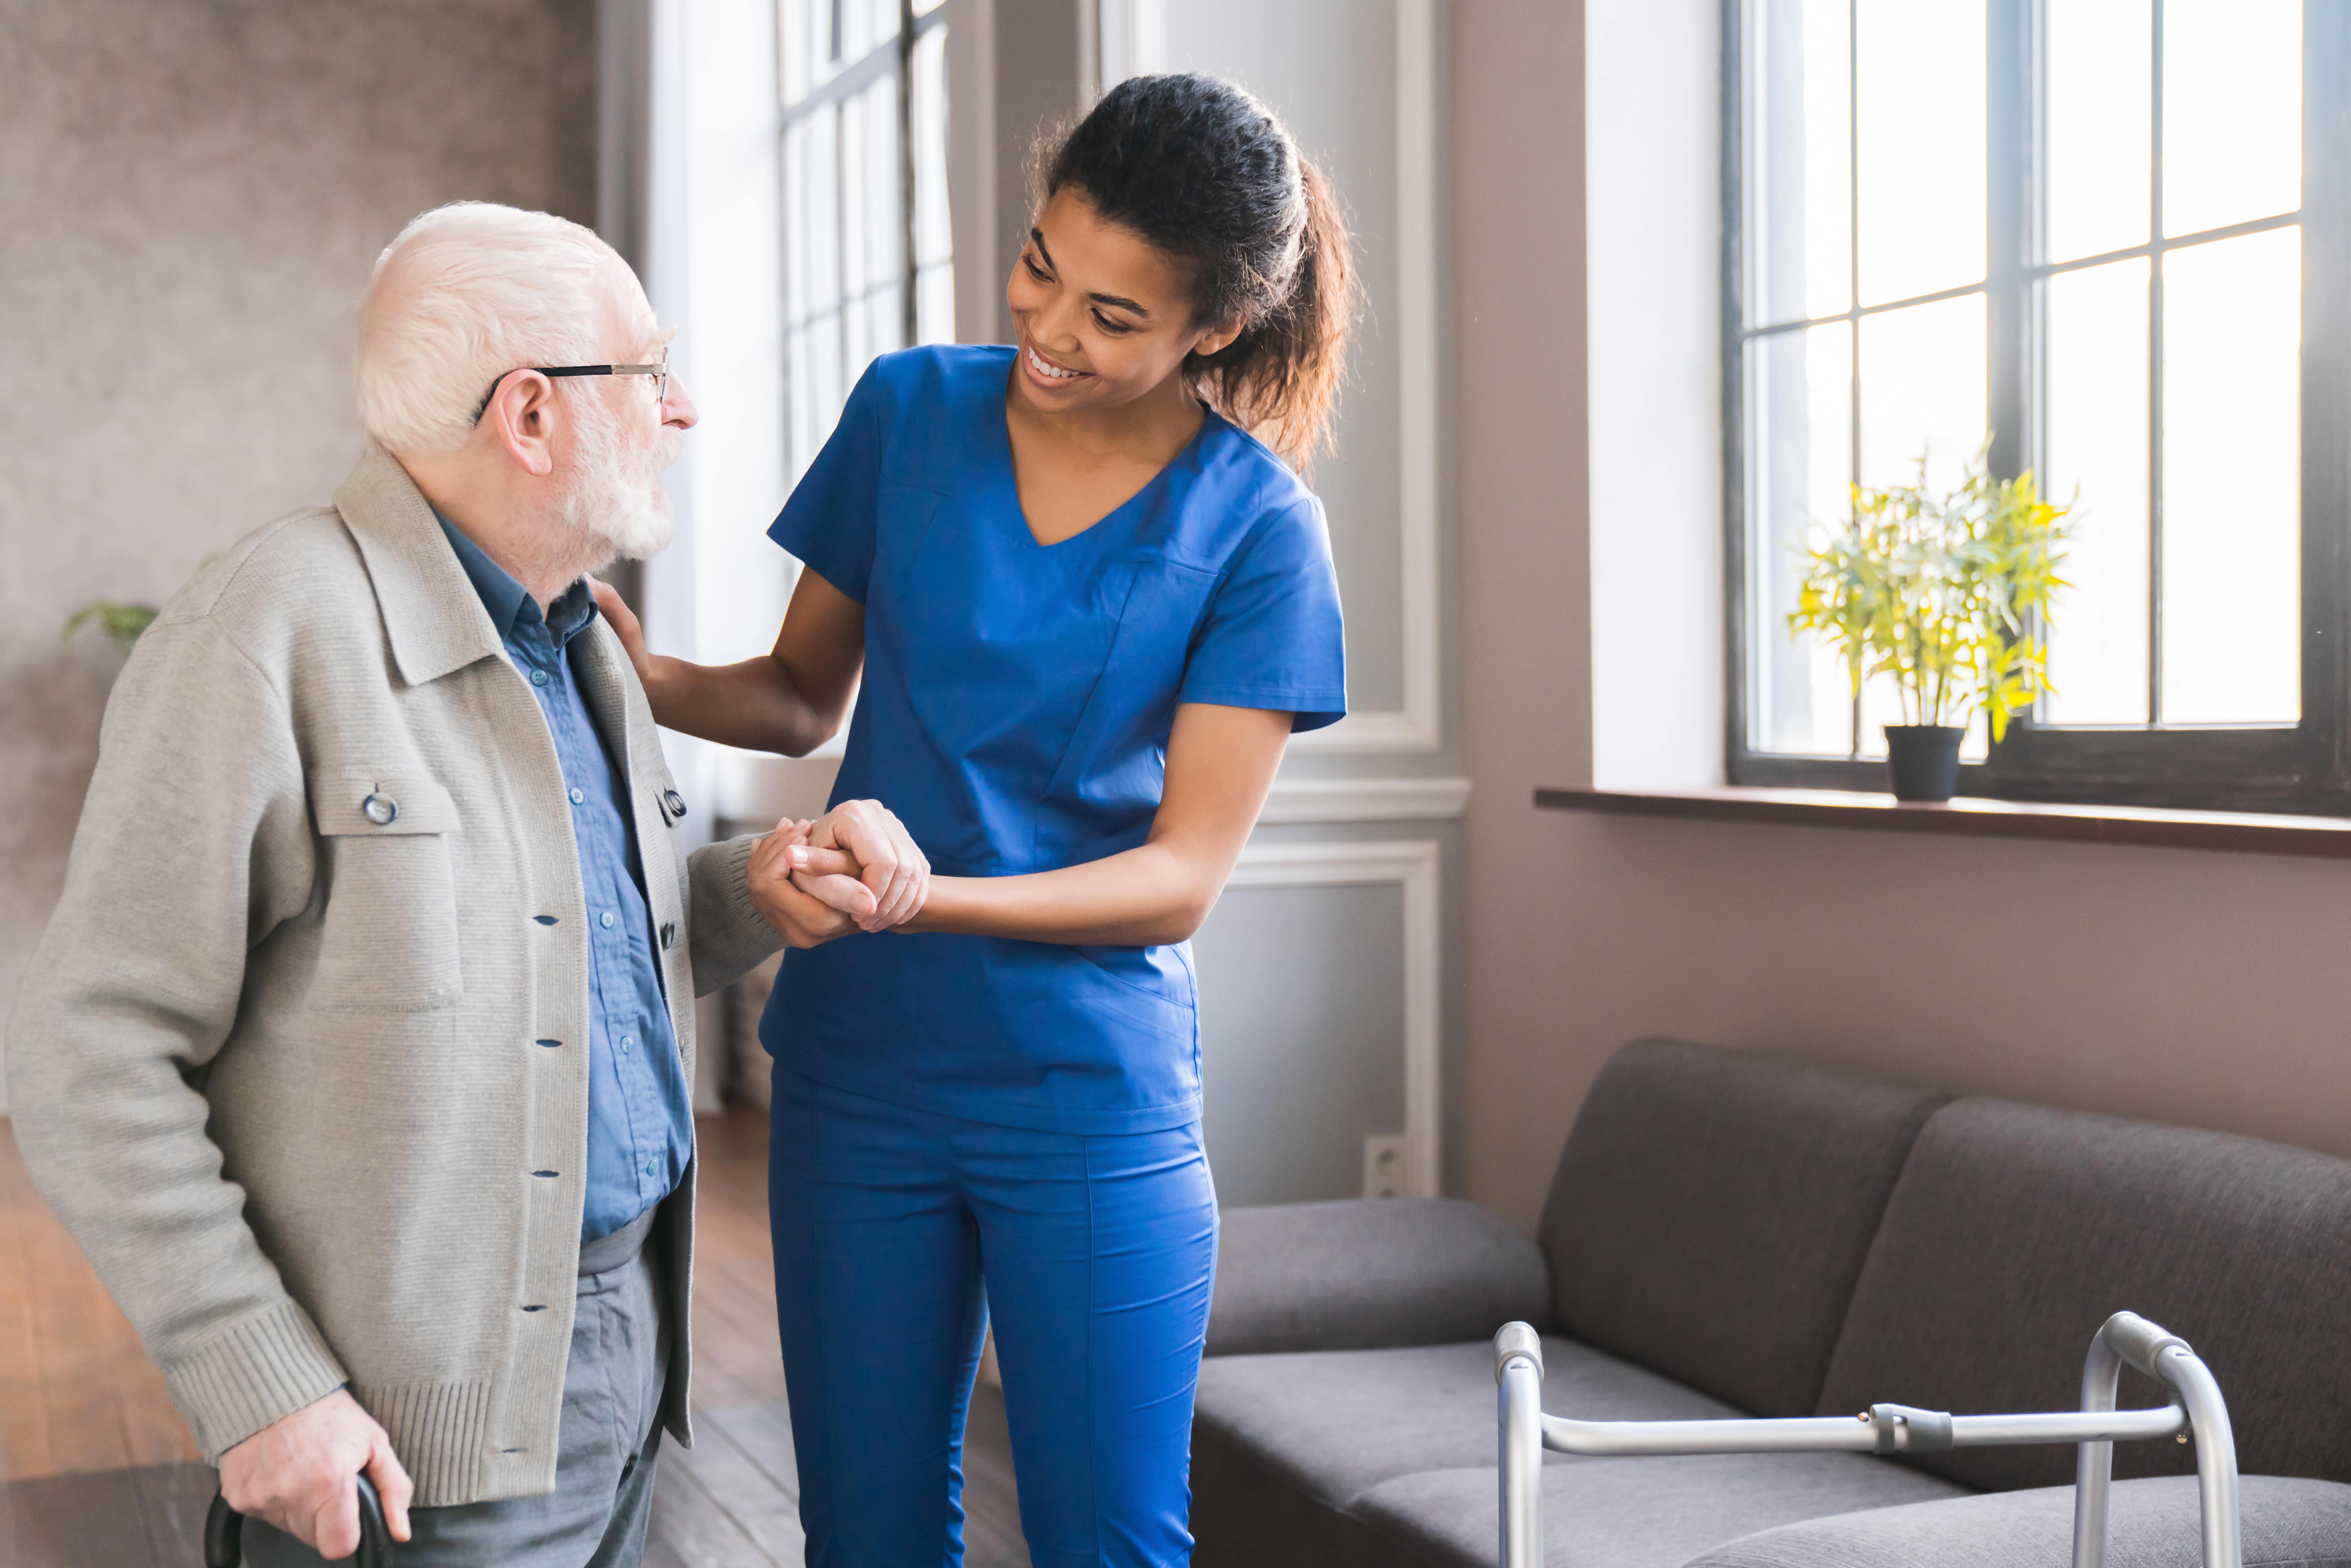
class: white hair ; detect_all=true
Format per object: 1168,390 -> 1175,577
356,202 -> 623,455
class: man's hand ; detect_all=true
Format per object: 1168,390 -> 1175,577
748,819 -> 873,948
807,800 -> 930,932
218,1388 -> 414,1557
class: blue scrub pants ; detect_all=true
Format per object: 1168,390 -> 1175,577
770,1071 -> 1220,1567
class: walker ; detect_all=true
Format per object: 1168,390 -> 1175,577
1494,1310 -> 2240,1568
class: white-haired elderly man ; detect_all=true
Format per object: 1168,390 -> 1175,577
7,202 -> 922,1565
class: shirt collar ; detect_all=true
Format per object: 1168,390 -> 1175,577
433,511 -> 599,646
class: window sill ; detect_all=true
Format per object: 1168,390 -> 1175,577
1531,785 -> 2351,859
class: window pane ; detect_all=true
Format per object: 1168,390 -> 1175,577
2042,258 -> 2151,725
1750,323 -> 1855,755
842,0 -> 900,62
861,75 -> 902,314
1749,0 -> 1851,324
2162,0 -> 2301,238
779,0 -> 817,106
1855,0 -> 1984,305
780,0 -> 901,108
910,24 -> 955,343
2044,0 -> 2150,263
2160,227 -> 2300,723
1858,293 -> 1986,492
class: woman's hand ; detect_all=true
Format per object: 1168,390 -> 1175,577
808,800 -> 931,932
589,579 -> 656,693
747,819 -> 875,948
898,703 -> 1289,946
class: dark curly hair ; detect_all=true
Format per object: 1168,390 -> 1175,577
1039,74 -> 1357,468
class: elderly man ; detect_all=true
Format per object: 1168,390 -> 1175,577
7,202 -> 916,1565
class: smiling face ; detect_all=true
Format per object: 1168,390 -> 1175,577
1005,186 -> 1241,418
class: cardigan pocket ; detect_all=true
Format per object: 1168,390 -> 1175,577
308,773 -> 463,1013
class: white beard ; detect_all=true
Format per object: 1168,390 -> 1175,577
558,404 -> 683,567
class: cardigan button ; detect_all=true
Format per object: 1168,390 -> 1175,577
662,789 -> 687,821
659,922 -> 676,951
361,792 -> 398,826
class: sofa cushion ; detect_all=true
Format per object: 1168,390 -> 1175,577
1347,1448 -> 1967,1568
1195,1334 -> 1740,1514
1540,1039 -> 1948,1417
1192,1333 -> 1966,1568
1815,1099 -> 2351,1490
1683,1474 -> 2351,1568
1208,1198 -> 1555,1358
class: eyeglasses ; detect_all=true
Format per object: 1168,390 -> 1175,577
471,353 -> 671,425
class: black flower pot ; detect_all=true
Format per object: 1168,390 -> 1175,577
1883,725 -> 1965,802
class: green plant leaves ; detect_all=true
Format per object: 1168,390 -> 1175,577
63,600 -> 159,653
1786,442 -> 2072,743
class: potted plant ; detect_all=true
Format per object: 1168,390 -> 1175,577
1788,446 -> 2071,802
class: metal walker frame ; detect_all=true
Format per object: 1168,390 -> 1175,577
1494,1311 -> 2240,1568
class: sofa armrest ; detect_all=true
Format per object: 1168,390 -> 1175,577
1206,1197 -> 1554,1358
1684,1475 -> 2351,1568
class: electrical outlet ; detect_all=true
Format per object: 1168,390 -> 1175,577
1362,1133 -> 1409,1199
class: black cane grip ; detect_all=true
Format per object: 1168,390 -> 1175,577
206,1471 -> 390,1566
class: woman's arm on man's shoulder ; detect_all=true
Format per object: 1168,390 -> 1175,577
592,566 -> 865,756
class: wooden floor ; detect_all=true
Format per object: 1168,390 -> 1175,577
0,1108 -> 1030,1567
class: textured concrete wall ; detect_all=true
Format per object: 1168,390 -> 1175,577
0,0 -> 595,1099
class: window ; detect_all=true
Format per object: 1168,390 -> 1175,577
1728,1 -> 2351,811
780,0 -> 953,485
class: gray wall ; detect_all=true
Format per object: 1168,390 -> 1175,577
0,0 -> 597,1104
1152,2 -> 1463,1207
1451,0 -> 2351,1233
1163,0 -> 1408,711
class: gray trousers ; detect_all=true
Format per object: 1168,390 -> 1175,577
246,1210 -> 671,1568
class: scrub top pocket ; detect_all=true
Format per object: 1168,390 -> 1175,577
1033,555 -> 1223,869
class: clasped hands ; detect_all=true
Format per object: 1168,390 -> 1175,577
748,799 -> 931,947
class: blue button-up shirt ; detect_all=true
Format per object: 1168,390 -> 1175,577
438,518 -> 693,1241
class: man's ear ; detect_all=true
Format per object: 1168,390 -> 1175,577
487,371 -> 559,478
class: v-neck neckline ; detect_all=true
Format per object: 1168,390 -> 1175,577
997,364 -> 1217,552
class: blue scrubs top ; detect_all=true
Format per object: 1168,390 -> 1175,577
762,345 -> 1347,1134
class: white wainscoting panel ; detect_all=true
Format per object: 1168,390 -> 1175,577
1216,839 -> 1442,1197
1130,0 -> 1442,755
1288,0 -> 1440,755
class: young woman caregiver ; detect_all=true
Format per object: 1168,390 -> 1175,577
603,73 -> 1352,1564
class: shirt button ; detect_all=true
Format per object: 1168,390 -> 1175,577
599,910 -> 616,929
530,668 -> 550,688
645,1160 -> 658,1178
569,788 -> 585,805
620,1036 -> 634,1053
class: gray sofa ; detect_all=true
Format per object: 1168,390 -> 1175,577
1191,1039 -> 2351,1568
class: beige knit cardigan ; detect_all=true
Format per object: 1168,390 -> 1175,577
7,446 -> 783,1505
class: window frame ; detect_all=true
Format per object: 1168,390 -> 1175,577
779,0 -> 946,468
1721,0 -> 2351,813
